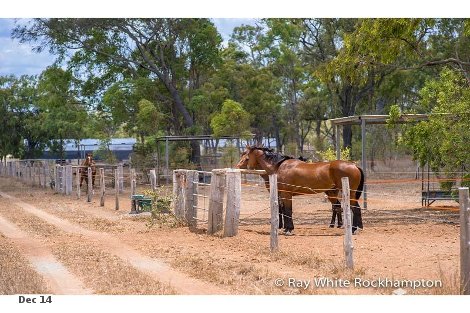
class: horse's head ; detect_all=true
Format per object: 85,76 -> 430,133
235,145 -> 262,170
84,153 -> 94,165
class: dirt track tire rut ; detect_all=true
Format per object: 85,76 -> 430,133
0,191 -> 227,295
0,215 -> 92,294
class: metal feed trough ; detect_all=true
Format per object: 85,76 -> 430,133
130,194 -> 153,214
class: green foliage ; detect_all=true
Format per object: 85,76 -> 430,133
5,17 -> 470,169
13,18 -> 223,140
210,99 -> 252,139
94,138 -> 118,164
171,146 -> 194,169
462,173 -> 470,189
283,142 -> 298,156
402,68 -> 470,173
386,104 -> 402,127
318,147 -> 351,162
220,142 -> 240,168
142,188 -> 185,228
37,67 -> 89,157
135,99 -> 166,140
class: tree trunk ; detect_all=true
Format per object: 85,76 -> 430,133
339,84 -> 355,149
164,77 -> 201,164
342,125 -> 353,149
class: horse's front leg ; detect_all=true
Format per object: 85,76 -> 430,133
326,191 -> 342,228
280,192 -> 294,236
278,194 -> 284,229
333,201 -> 343,228
329,208 -> 337,228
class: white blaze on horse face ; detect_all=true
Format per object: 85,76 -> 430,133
235,151 -> 249,169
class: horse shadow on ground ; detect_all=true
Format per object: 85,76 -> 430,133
240,228 -> 343,237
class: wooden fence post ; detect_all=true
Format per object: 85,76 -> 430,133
224,169 -> 241,237
100,168 -> 105,207
43,163 -> 47,188
184,170 -> 198,230
32,162 -> 39,186
149,169 -> 157,192
12,162 -> 17,179
173,170 -> 185,219
31,163 -> 35,186
459,187 -> 470,295
54,165 -> 59,192
114,168 -> 119,210
269,174 -> 279,252
341,177 -> 354,269
65,165 -> 72,195
38,163 -> 43,187
87,167 -> 92,202
27,163 -> 32,186
130,168 -> 136,196
36,163 -> 40,186
76,167 -> 81,199
22,163 -> 25,182
118,163 -> 124,192
59,166 -> 63,193
45,162 -> 49,189
207,169 -> 226,235
62,165 -> 66,194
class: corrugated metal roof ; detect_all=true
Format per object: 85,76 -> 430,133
46,138 -> 136,151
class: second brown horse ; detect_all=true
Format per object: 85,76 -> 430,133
235,146 -> 364,235
80,153 -> 97,189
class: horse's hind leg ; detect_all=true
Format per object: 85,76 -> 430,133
351,199 -> 363,234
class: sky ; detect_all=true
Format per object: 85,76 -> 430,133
0,18 -> 256,77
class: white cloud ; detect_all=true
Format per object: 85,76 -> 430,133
0,36 -> 55,76
212,18 -> 257,45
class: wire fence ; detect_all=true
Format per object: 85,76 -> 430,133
191,171 -> 212,227
0,160 -> 463,227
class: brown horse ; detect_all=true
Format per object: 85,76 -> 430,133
254,156 -> 346,229
80,153 -> 97,189
235,146 -> 364,235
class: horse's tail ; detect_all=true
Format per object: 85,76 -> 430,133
355,166 -> 365,200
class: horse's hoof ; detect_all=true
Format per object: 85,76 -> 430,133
284,230 -> 294,236
352,228 -> 362,235
329,224 -> 335,228
337,224 -> 343,229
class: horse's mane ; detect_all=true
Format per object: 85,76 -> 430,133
251,147 -> 304,166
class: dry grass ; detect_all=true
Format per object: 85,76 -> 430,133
0,234 -> 51,294
27,200 -> 130,234
51,235 -> 176,294
272,250 -> 324,269
430,267 -> 460,295
0,203 -> 62,238
169,252 -> 308,294
51,234 -> 176,295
